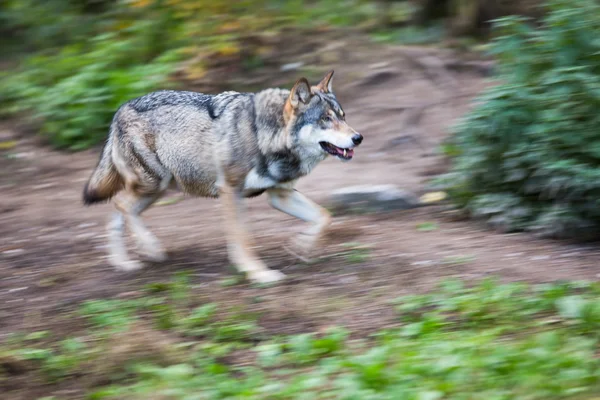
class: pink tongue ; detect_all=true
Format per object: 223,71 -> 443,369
334,147 -> 354,157
336,147 -> 354,157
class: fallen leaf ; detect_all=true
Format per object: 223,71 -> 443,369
156,197 -> 182,206
420,191 -> 447,204
0,140 -> 17,150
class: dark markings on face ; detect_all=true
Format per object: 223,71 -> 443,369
318,92 -> 345,120
290,91 -> 345,137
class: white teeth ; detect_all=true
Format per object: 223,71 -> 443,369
343,149 -> 347,157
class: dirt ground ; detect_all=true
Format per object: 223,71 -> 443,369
1,39 -> 599,345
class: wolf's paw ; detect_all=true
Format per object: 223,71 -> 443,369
140,247 -> 168,263
285,233 -> 317,263
112,259 -> 144,272
247,269 -> 286,284
136,236 -> 168,263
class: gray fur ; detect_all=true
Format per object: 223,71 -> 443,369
82,72 -> 362,282
86,85 -> 349,199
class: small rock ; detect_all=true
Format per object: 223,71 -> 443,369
329,184 -> 420,213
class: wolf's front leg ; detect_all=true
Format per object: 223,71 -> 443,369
267,188 -> 331,261
220,184 -> 285,284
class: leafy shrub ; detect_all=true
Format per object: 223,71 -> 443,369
5,276 -> 600,399
443,0 -> 600,239
0,0 -> 100,54
0,1 -> 185,149
0,0 -> 381,149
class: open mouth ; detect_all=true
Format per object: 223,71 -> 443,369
319,142 -> 354,160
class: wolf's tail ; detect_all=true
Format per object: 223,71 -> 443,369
83,133 -> 124,205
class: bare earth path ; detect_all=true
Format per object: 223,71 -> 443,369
1,42 -> 599,343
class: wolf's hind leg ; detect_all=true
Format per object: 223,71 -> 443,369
107,212 -> 143,271
115,191 -> 167,264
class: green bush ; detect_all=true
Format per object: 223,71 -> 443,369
1,42 -> 179,149
443,0 -> 600,239
7,277 -> 599,399
0,0 -> 379,149
0,0 -> 188,149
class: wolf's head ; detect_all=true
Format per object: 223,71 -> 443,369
284,71 -> 363,161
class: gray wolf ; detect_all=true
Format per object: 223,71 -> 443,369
83,70 -> 363,283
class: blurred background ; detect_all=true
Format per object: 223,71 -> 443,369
1,1 -> 599,399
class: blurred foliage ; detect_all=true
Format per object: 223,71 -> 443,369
0,0 -> 547,150
414,0 -> 544,36
3,274 -> 599,398
0,0 -> 543,150
0,0 -> 382,149
442,0 -> 600,240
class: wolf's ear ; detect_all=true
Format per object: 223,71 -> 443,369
315,70 -> 334,93
288,78 -> 312,108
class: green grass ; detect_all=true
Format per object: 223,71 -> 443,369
417,222 -> 439,232
341,242 -> 372,264
2,275 -> 599,399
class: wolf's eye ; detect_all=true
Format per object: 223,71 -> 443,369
321,115 -> 332,124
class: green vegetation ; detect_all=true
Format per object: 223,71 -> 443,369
443,0 -> 600,239
0,0 -> 386,149
0,0 -> 530,150
416,221 -> 439,231
341,242 -> 372,264
2,274 -> 599,399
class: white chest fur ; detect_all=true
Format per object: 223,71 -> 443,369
243,168 -> 277,191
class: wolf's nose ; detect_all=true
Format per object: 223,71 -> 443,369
352,134 -> 363,146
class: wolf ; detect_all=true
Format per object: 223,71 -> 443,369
83,70 -> 363,283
